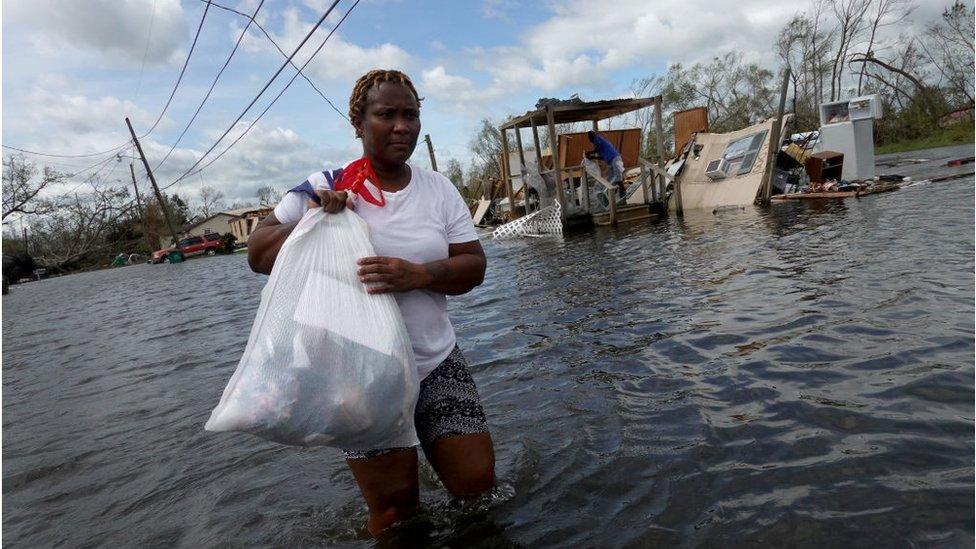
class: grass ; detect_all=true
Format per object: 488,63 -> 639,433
875,123 -> 975,155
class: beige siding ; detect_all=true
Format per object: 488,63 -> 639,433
672,118 -> 776,212
185,213 -> 236,237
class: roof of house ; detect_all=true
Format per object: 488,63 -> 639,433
222,205 -> 273,217
500,96 -> 661,130
181,212 -> 238,233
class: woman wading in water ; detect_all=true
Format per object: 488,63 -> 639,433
247,69 -> 495,535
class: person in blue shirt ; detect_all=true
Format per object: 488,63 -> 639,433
586,130 -> 626,198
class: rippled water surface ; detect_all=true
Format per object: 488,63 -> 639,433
4,178 -> 974,547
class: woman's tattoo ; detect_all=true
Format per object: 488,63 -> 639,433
425,260 -> 451,282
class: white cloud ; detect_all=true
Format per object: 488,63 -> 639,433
481,0 -> 519,22
422,66 -> 475,98
8,89 -> 163,154
4,0 -> 188,66
239,8 -> 412,83
466,0 -> 799,93
139,121 -> 362,202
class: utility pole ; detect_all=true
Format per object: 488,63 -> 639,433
130,162 -> 157,253
126,117 -> 180,246
424,134 -> 438,172
761,68 -> 791,206
21,224 -> 28,254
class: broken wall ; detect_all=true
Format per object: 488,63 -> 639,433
674,118 -> 776,211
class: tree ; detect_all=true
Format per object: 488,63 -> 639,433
777,12 -> 836,130
827,0 -> 872,101
255,185 -> 283,206
856,0 -> 915,95
464,161 -> 490,199
469,118 -> 504,186
919,0 -> 975,107
229,199 -> 258,210
30,184 -> 134,269
629,76 -> 665,157
2,155 -> 64,220
197,185 -> 225,218
444,159 -> 465,197
660,52 -> 777,133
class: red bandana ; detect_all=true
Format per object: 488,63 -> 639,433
335,157 -> 385,207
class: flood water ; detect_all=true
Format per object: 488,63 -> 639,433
3,178 -> 974,547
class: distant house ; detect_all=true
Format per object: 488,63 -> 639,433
226,205 -> 274,245
179,205 -> 273,244
181,212 -> 238,238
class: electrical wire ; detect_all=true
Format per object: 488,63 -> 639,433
153,0 -> 266,172
3,0 -> 212,159
203,0 -> 348,121
2,143 -> 130,159
162,0 -> 342,190
142,0 -> 213,137
176,0 -> 361,183
135,0 -> 159,103
60,147 -> 130,195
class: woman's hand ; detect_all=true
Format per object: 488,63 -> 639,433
307,189 -> 355,213
356,256 -> 433,294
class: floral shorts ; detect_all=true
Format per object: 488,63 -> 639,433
342,346 -> 489,460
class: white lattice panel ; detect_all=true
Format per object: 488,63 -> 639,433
492,202 -> 563,239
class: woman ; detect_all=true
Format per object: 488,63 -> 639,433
247,69 -> 495,536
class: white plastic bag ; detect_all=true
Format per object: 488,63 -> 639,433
205,208 -> 420,450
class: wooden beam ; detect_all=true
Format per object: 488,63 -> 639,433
513,127 -> 528,213
529,117 -> 551,211
424,134 -> 438,172
545,105 -> 568,220
640,161 -> 653,204
499,128 -> 516,219
639,158 -> 674,183
761,68 -> 791,206
654,95 -> 684,215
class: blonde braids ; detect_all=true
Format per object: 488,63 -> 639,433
348,69 -> 422,137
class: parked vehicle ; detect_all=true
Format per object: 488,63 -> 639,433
150,233 -> 222,264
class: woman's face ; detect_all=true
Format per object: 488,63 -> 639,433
355,81 -> 420,168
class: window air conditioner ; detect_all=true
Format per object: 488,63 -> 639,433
705,157 -> 730,180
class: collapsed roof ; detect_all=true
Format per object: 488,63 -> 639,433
499,96 -> 660,130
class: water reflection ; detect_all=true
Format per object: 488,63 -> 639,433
2,179 -> 973,547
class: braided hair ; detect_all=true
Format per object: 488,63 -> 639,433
348,69 -> 422,138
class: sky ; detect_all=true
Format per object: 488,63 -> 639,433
1,0 -> 963,206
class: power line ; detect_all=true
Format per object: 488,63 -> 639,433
153,0 -> 266,172
203,0 -> 348,121
135,0 -> 159,103
179,0 -> 361,182
61,148 -> 130,195
2,0 -> 212,159
2,143 -> 130,159
143,0 -> 214,137
162,0 -> 342,190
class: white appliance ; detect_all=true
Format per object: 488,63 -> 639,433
818,94 -> 882,181
705,157 -> 731,180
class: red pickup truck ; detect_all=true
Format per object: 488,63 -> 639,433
151,233 -> 222,264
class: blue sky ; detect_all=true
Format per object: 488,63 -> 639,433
1,0 -> 959,205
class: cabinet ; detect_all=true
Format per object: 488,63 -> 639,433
805,151 -> 844,183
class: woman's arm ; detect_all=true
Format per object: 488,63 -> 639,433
356,240 -> 487,296
247,213 -> 298,275
248,189 -> 351,275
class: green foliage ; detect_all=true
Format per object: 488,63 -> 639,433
218,232 -> 238,254
1,238 -> 36,281
444,158 -> 468,199
875,120 -> 975,154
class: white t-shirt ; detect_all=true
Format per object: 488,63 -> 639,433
273,164 -> 479,380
